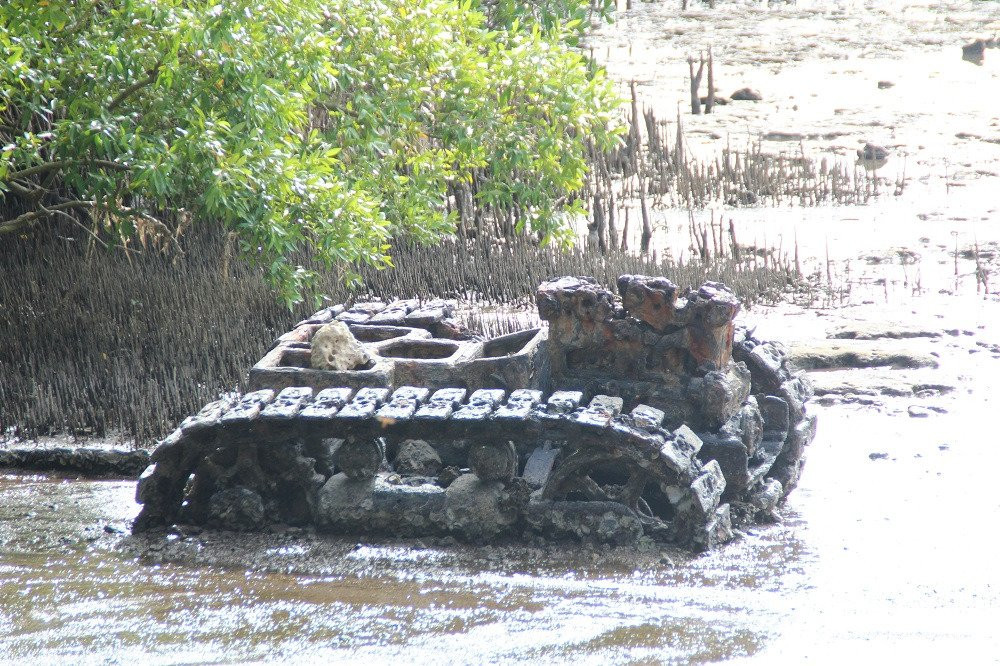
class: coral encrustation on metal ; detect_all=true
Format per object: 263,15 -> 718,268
133,275 -> 814,551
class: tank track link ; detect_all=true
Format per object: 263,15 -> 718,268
134,385 -> 734,550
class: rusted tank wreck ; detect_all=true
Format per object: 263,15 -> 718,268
133,275 -> 815,551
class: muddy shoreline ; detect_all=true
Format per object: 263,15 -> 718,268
4,1 -> 1000,661
5,268 -> 998,661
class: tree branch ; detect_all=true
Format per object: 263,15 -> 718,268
45,205 -> 110,249
6,160 -> 71,181
6,158 -> 130,183
0,200 -> 96,235
6,179 -> 40,198
108,61 -> 163,112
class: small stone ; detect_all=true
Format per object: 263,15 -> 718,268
310,321 -> 370,371
907,405 -> 932,418
877,80 -> 895,89
730,87 -> 762,101
869,452 -> 889,460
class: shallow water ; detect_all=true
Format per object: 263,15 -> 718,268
5,1 -> 1000,663
589,0 -> 1000,177
586,0 -> 1000,307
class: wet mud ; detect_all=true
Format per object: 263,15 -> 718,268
4,1 -> 1000,662
3,284 -> 999,662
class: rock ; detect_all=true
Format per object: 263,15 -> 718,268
310,321 -> 371,371
700,95 -> 730,106
443,473 -> 519,540
787,339 -> 938,370
856,143 -> 889,171
730,87 -> 762,101
829,322 -> 941,340
869,452 -> 889,460
207,487 -> 266,531
962,39 -> 987,64
393,439 -> 442,476
907,405 -> 932,418
877,80 -> 895,89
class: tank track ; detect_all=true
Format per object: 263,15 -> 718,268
134,385 -> 733,550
